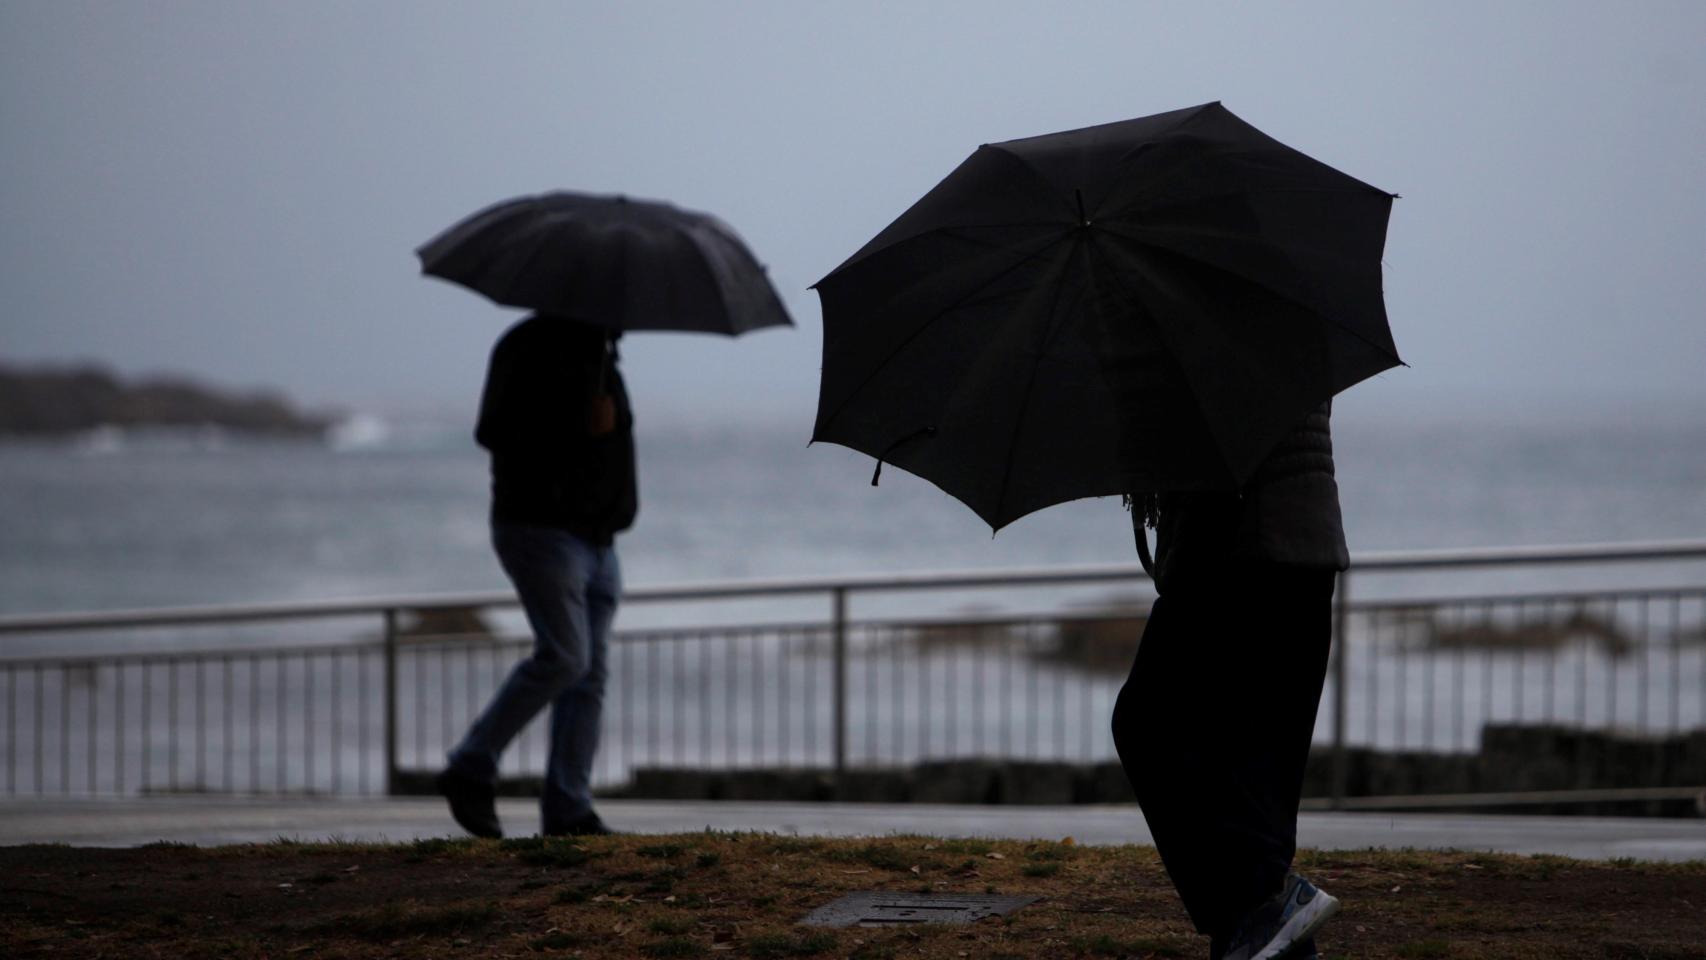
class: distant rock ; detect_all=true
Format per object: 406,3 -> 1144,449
0,362 -> 334,439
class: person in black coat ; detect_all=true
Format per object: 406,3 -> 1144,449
437,314 -> 636,839
1113,401 -> 1347,960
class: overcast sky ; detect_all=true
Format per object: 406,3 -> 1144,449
3,1 -> 1703,430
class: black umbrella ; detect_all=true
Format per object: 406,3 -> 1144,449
811,102 -> 1401,529
417,191 -> 794,335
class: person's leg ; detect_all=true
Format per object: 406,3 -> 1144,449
1114,589 -> 1235,932
541,543 -> 620,833
1112,564 -> 1335,939
448,524 -> 596,785
1238,566 -> 1336,893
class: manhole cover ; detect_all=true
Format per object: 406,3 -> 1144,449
799,891 -> 1039,927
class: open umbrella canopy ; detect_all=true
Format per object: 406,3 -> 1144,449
418,191 -> 793,336
812,102 -> 1400,530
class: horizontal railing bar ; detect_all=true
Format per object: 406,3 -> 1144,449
1349,583 -> 1706,612
6,582 -> 1700,668
0,638 -> 391,670
1299,785 -> 1706,811
1349,539 -> 1706,572
3,538 -> 1705,637
0,592 -> 521,635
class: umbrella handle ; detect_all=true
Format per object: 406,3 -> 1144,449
1128,492 -> 1159,580
1134,523 -> 1157,580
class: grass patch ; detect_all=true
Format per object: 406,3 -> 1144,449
532,930 -> 592,950
747,931 -> 838,957
767,837 -> 828,855
642,936 -> 702,957
937,838 -> 995,855
407,837 -> 467,856
648,916 -> 694,935
502,837 -> 594,868
1024,842 -> 1078,861
825,843 -> 916,872
554,882 -> 608,904
310,899 -> 498,940
1072,934 -> 1188,957
643,866 -> 689,894
1601,942 -> 1706,960
12,833 -> 1706,959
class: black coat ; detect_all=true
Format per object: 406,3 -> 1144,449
1138,402 -> 1348,593
476,315 -> 637,544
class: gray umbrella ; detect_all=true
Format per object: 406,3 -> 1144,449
417,191 -> 794,336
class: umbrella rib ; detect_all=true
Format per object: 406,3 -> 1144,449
815,221 -> 1072,286
989,234 -> 1086,525
815,230 -> 1077,437
1080,237 -> 1245,488
493,226 -> 568,309
671,221 -> 743,333
822,144 -> 1080,281
1096,186 -> 1389,224
1091,224 -> 1401,365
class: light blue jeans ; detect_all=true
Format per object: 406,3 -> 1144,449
448,523 -> 620,830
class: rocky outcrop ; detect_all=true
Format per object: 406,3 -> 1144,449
0,362 -> 332,438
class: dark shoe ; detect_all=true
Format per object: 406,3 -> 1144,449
543,809 -> 615,837
1219,874 -> 1339,960
436,768 -> 502,839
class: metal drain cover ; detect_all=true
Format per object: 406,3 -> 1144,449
800,891 -> 1039,927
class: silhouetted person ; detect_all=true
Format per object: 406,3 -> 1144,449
1111,402 -> 1346,960
437,314 -> 635,838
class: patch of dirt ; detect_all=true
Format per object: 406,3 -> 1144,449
1,836 -> 1702,958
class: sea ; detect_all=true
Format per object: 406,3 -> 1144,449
4,413 -> 1706,620
3,414 -> 1705,792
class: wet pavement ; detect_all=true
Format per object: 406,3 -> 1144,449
3,797 -> 1704,862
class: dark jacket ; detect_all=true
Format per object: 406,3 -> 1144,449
475,315 -> 637,544
1139,401 -> 1349,593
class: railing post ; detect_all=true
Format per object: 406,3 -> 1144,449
383,607 -> 399,797
1330,570 -> 1349,811
832,587 -> 848,784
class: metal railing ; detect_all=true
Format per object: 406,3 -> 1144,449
2,540 -> 1704,809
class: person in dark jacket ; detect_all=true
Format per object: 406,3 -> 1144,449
1111,400 -> 1347,960
437,314 -> 636,838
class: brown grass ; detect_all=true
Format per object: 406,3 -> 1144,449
2,834 -> 1702,958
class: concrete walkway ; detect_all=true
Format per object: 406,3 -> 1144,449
3,797 -> 1705,862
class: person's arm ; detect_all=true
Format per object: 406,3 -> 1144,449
586,347 -> 617,437
473,332 -> 516,452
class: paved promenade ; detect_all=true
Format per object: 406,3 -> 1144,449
3,797 -> 1704,862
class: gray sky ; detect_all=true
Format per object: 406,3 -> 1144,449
3,0 -> 1703,429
